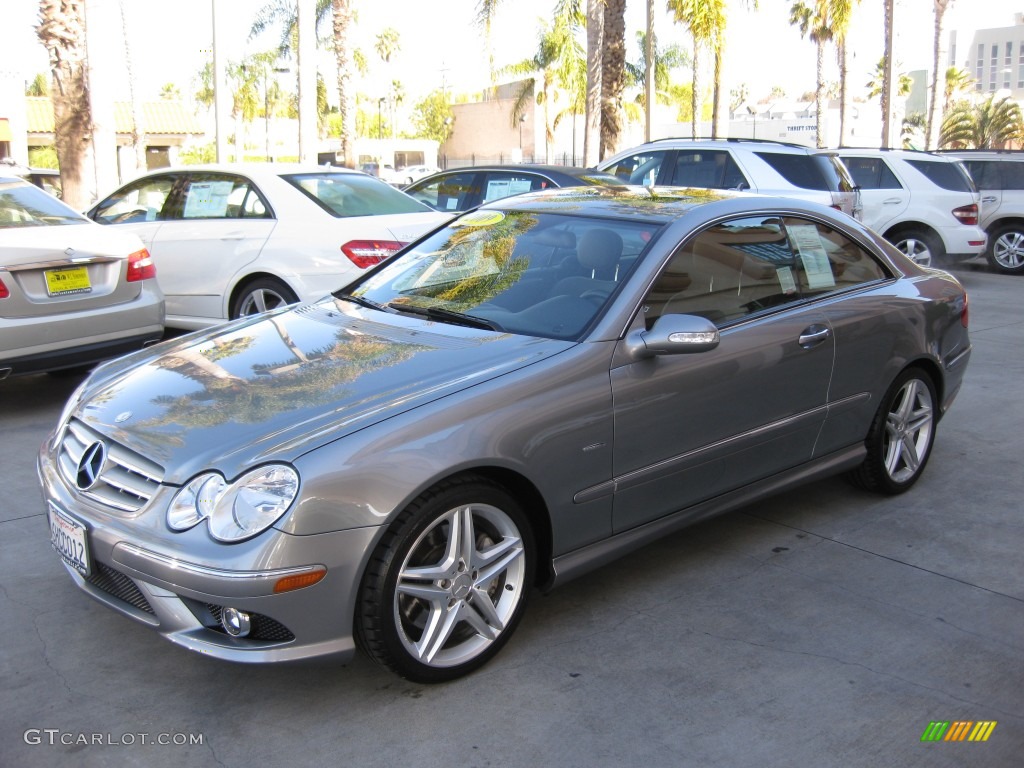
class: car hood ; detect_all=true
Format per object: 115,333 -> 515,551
71,296 -> 572,483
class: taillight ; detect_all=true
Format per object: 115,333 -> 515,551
341,240 -> 405,269
0,277 -> 9,299
952,203 -> 978,226
126,248 -> 156,282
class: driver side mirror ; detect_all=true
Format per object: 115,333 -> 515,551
625,314 -> 721,359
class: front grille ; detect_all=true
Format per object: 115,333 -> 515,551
206,604 -> 296,643
85,562 -> 156,615
57,418 -> 164,513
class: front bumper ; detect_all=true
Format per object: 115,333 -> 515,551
38,442 -> 381,664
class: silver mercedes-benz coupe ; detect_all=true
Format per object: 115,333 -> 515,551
38,186 -> 971,682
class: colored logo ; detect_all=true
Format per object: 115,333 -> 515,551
921,721 -> 997,742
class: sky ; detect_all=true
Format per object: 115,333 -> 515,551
2,0 -> 1017,107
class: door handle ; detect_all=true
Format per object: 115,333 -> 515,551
882,197 -> 903,205
220,232 -> 246,241
982,196 -> 998,203
798,325 -> 831,348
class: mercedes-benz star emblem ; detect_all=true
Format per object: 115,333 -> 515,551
76,441 -> 107,490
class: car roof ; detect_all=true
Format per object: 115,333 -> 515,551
478,183 -> 843,223
127,163 -> 362,181
423,164 -> 613,179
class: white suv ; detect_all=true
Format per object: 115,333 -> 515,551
941,151 -> 1024,274
834,149 -> 986,267
598,138 -> 861,219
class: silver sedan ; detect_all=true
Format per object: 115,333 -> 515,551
38,186 -> 971,682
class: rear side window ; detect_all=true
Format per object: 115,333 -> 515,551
842,157 -> 903,189
905,160 -> 975,192
971,160 -> 1024,190
754,152 -> 830,191
667,150 -> 749,189
285,172 -> 432,217
0,179 -> 87,228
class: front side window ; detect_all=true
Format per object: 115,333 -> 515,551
603,151 -> 667,186
644,215 -> 889,329
348,210 -> 661,340
403,171 -> 478,212
92,175 -> 176,224
842,157 -> 903,190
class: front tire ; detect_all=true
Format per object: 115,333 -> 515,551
230,278 -> 299,319
849,367 -> 937,494
987,224 -> 1024,274
356,476 -> 534,683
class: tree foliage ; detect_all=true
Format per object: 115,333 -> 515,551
939,95 -> 1024,149
409,90 -> 455,143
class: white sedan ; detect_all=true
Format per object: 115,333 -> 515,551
87,164 -> 450,329
0,175 -> 164,379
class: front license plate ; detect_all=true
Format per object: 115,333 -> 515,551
45,266 -> 92,296
48,504 -> 91,577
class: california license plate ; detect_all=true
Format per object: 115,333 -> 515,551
45,266 -> 92,296
48,504 -> 91,576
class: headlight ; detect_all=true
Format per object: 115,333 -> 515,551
168,465 -> 299,542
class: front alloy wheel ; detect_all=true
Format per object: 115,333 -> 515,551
357,477 -> 534,682
849,367 -> 937,494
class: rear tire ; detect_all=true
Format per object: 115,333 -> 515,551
987,224 -> 1024,274
356,476 -> 534,683
889,228 -> 941,268
848,367 -> 937,495
230,278 -> 298,319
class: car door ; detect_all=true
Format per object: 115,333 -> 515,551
610,214 -> 836,533
838,156 -> 908,232
89,172 -> 179,252
147,172 -> 276,323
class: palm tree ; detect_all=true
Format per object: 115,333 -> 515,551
600,0 -> 628,159
36,0 -> 90,209
881,0 -> 895,146
867,58 -> 913,100
939,95 -> 1024,149
925,0 -> 954,150
667,0 -> 723,139
944,67 -> 973,111
584,0 -> 602,166
626,32 -> 691,108
789,1 -> 832,148
474,0 -> 503,82
710,0 -> 755,139
829,0 -> 858,146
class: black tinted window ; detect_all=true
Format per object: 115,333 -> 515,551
405,171 -> 478,212
603,151 -> 666,185
997,161 -> 1024,190
668,150 -> 749,189
754,152 -> 830,191
842,157 -> 903,189
905,160 -> 975,192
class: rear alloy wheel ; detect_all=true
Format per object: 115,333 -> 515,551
988,224 -> 1024,275
890,228 -> 941,268
231,278 -> 298,319
357,477 -> 534,683
849,367 -> 937,495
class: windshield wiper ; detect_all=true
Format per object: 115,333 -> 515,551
386,302 -> 503,332
336,292 -> 393,312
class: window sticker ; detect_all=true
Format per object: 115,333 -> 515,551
776,266 -> 798,295
450,210 -> 506,227
484,179 -> 533,201
787,224 -> 836,290
184,181 -> 234,218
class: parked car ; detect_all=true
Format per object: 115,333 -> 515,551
40,186 -> 971,683
404,164 -> 622,213
86,164 -> 450,329
398,164 -> 440,186
940,150 -> 1024,274
0,158 -> 63,198
0,175 -> 163,379
359,162 -> 400,185
834,148 -> 986,267
598,138 -> 862,219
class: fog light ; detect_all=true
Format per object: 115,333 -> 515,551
221,607 -> 251,637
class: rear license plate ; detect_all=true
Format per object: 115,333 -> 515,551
45,266 -> 92,296
48,504 -> 91,576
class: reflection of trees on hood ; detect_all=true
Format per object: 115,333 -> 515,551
141,329 -> 424,431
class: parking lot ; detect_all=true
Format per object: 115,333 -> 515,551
1,263 -> 1021,768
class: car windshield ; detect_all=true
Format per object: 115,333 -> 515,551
0,180 -> 88,228
283,172 -> 431,217
345,210 -> 661,340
